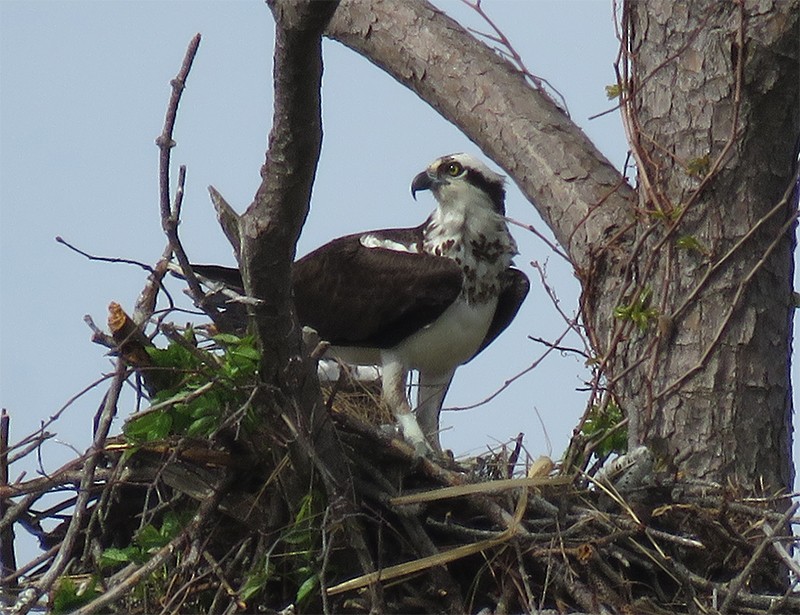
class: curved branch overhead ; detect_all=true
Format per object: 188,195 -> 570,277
326,0 -> 636,270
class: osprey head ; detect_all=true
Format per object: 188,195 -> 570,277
411,153 -> 507,215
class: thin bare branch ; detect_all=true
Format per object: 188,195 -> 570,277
155,34 -> 217,326
24,360 -> 126,615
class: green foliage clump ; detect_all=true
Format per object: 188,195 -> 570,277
123,332 -> 260,443
614,286 -> 659,331
605,83 -> 624,99
99,511 -> 186,569
582,401 -> 627,458
240,492 -> 324,608
51,576 -> 102,613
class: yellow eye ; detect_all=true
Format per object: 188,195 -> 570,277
444,162 -> 463,177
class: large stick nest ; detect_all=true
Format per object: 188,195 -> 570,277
2,327 -> 798,614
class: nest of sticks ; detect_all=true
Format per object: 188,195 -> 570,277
2,368 -> 799,615
0,308 -> 796,614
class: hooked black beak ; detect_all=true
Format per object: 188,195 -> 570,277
410,171 -> 434,200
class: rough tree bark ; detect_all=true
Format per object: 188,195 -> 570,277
326,0 -> 798,490
617,1 -> 797,489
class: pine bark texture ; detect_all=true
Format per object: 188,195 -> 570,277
616,1 -> 798,489
327,0 -> 799,489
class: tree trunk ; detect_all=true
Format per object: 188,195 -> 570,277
606,0 -> 798,489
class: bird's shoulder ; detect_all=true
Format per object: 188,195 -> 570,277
294,224 -> 461,282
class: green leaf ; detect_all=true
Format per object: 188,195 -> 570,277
51,577 -> 101,613
283,493 -> 320,551
146,343 -> 197,371
296,573 -> 319,605
126,333 -> 263,440
614,287 -> 659,331
239,573 -> 265,602
219,336 -> 260,379
605,83 -> 623,99
232,345 -> 260,361
135,523 -> 168,551
213,332 -> 244,345
124,411 -> 173,442
169,403 -> 194,433
582,403 -> 627,457
239,555 -> 274,602
187,394 -> 218,418
99,545 -> 140,568
187,415 -> 218,437
159,511 -> 183,539
282,530 -> 313,547
223,350 -> 259,379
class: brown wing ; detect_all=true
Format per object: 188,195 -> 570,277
191,225 -> 464,349
190,226 -> 427,295
469,267 -> 529,360
292,234 -> 463,349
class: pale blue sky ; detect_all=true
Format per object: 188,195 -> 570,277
1,0 -> 796,519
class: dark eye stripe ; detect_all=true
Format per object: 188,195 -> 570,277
465,169 -> 506,215
435,156 -> 506,214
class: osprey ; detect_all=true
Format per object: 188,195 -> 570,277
192,154 -> 529,454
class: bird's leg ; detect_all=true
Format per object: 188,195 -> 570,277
381,357 -> 432,457
415,369 -> 455,452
